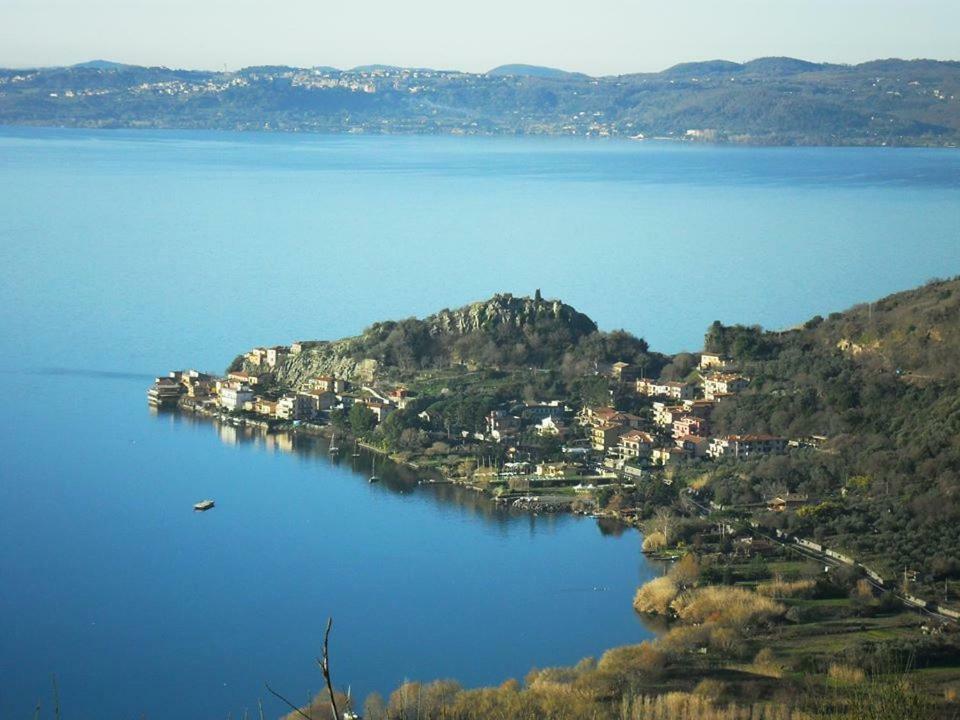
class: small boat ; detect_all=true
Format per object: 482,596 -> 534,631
194,499 -> 215,512
369,456 -> 380,483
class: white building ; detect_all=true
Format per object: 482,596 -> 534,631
703,373 -> 749,400
219,383 -> 254,411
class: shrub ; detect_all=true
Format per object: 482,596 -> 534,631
692,678 -> 726,701
633,576 -> 679,615
756,578 -> 816,598
828,664 -> 866,685
597,642 -> 667,678
671,586 -> 785,628
752,647 -> 783,677
642,531 -> 667,552
657,624 -> 713,657
669,554 -> 701,588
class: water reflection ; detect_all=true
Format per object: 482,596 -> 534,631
156,409 -> 639,536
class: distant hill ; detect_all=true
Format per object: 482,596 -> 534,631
2,56 -> 959,145
659,59 -> 744,77
486,64 -> 585,79
349,64 -> 405,73
741,57 -> 831,75
71,59 -> 131,70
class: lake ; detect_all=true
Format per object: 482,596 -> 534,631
0,128 -> 958,719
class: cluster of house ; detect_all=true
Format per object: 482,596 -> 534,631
149,346 -> 790,485
148,346 -> 411,425
578,352 -> 787,468
470,351 -> 787,482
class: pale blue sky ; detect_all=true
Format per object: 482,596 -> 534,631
2,0 -> 957,74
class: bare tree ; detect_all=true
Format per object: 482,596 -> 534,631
645,508 -> 678,546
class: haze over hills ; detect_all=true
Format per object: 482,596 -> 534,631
486,63 -> 586,79
1,56 -> 959,145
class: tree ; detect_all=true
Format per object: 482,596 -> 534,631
645,508 -> 678,547
348,404 -> 377,435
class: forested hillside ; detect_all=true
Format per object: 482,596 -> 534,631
701,277 -> 960,584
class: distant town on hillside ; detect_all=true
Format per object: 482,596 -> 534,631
2,57 -> 959,145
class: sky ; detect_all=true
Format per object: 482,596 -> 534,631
1,0 -> 958,75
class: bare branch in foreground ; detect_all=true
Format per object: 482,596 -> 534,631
264,682 -> 315,720
317,617 -> 341,720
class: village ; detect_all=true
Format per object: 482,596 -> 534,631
148,343 -> 817,517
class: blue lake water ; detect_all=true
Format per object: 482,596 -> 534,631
0,127 -> 958,719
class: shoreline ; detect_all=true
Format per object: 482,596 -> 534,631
167,401 -> 634,522
3,124 -> 958,150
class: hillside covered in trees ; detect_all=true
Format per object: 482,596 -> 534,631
2,57 -> 960,145
692,277 -> 960,584
260,292 -> 663,388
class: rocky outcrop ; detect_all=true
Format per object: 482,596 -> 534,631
274,345 -> 379,389
422,293 -> 597,337
240,292 -> 601,388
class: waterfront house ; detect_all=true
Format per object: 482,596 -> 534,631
253,398 -> 278,417
175,369 -> 215,397
292,390 -> 335,420
276,395 -> 297,420
358,398 -> 395,423
219,382 -> 254,411
147,376 -> 183,407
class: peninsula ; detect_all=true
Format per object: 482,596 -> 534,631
152,280 -> 960,717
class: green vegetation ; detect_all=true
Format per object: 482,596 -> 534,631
201,278 -> 960,718
3,58 -> 960,145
